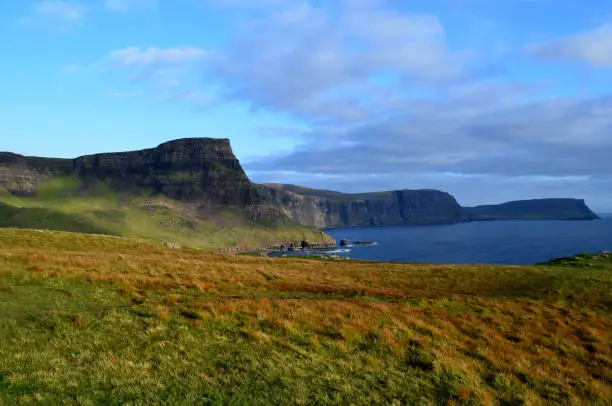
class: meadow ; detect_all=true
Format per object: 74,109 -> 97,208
0,228 -> 610,405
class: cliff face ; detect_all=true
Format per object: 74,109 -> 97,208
0,139 -> 338,250
75,138 -> 262,208
465,199 -> 600,221
1,141 -> 470,229
0,153 -> 72,196
1,138 -> 260,209
259,184 -> 468,228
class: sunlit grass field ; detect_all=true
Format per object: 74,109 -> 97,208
0,228 -> 610,404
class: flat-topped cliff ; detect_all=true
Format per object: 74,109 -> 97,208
465,199 -> 600,221
1,138 -> 260,208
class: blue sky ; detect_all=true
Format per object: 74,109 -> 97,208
1,0 -> 611,211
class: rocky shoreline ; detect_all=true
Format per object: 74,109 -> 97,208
269,240 -> 337,252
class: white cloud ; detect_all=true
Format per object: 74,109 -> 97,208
62,64 -> 83,73
108,46 -> 205,66
64,46 -> 206,84
77,46 -> 209,105
20,1 -> 86,25
108,90 -> 144,98
106,0 -> 159,12
207,1 -> 471,121
528,23 -> 612,67
166,90 -> 214,104
207,0 -> 299,9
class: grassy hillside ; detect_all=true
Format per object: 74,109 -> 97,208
0,228 -> 610,404
0,177 -> 333,251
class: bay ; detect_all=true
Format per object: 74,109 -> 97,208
322,219 -> 612,265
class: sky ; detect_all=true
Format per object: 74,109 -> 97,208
1,0 -> 611,212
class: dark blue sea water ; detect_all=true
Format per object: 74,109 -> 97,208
320,219 -> 612,265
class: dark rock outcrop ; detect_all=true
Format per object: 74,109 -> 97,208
74,138 -> 262,208
465,199 -> 600,221
1,138 -> 261,209
258,184 -> 468,228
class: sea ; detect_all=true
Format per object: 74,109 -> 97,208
287,217 -> 612,265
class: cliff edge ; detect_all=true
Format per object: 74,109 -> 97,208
258,184 -> 468,228
465,199 -> 600,221
1,138 -> 260,208
0,139 -> 333,250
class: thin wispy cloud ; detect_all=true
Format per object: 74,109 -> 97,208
108,46 -> 205,66
20,1 -> 87,26
107,90 -> 145,98
106,0 -> 159,13
64,46 -> 205,73
73,46 -> 211,106
528,23 -> 612,67
105,46 -> 206,92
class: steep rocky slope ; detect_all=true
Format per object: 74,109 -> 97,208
1,138 -> 259,208
0,153 -> 72,196
259,184 -> 468,228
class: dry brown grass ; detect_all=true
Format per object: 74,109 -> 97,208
190,297 -> 612,400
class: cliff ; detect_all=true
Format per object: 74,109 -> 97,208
1,139 -> 599,250
0,152 -> 72,196
0,139 -> 333,250
259,184 -> 468,228
464,199 -> 600,221
1,138 -> 260,208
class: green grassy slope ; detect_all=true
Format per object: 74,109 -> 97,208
0,228 -> 610,404
0,177 -> 333,251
